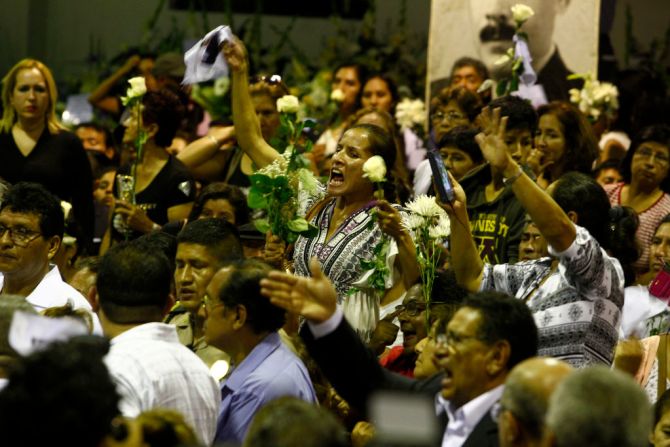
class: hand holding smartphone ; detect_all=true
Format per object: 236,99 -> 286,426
426,150 -> 455,203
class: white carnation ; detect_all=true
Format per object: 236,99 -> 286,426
362,155 -> 387,183
330,88 -> 345,102
276,95 -> 300,113
403,214 -> 426,231
428,215 -> 451,240
406,194 -> 443,218
511,4 -> 534,24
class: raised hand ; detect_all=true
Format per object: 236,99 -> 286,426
221,37 -> 248,73
475,106 -> 513,172
436,170 -> 467,217
114,200 -> 155,233
260,257 -> 337,323
263,232 -> 287,269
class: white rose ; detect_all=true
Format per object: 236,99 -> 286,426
276,95 -> 300,113
362,155 -> 387,183
511,4 -> 535,24
126,76 -> 147,98
330,88 -> 345,103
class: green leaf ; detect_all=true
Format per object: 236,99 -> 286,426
285,231 -> 298,245
249,174 -> 273,192
496,79 -> 509,97
287,217 -> 309,232
247,189 -> 268,209
510,77 -> 519,93
253,218 -> 271,234
303,118 -> 318,128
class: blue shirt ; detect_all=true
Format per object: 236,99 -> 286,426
214,332 -> 317,444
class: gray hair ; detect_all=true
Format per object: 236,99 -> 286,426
546,365 -> 652,447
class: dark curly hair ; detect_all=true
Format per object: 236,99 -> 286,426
142,88 -> 186,147
1,181 -> 64,239
0,336 -> 120,447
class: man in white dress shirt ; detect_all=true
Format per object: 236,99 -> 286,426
0,182 -> 99,331
93,240 -> 220,445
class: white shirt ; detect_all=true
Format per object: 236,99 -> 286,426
104,322 -> 219,445
436,385 -> 504,447
413,159 -> 432,197
0,265 -> 102,334
620,285 -> 669,339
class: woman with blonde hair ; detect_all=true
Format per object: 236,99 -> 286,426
0,59 -> 93,252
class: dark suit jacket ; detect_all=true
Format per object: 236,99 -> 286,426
301,316 -> 499,447
536,49 -> 583,102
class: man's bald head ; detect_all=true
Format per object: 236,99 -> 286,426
498,357 -> 573,447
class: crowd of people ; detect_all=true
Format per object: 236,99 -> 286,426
0,14 -> 669,447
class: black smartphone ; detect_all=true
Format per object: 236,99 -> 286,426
426,150 -> 455,203
201,32 -> 221,65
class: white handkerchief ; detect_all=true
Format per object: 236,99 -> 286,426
183,25 -> 234,85
9,311 -> 88,356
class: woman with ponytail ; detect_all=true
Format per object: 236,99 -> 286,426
444,106 -> 639,368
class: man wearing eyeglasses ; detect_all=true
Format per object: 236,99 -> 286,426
0,182 -> 99,331
202,259 -> 317,445
260,259 -> 538,447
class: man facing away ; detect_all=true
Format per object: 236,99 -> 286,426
202,259 -> 317,445
93,240 -> 219,445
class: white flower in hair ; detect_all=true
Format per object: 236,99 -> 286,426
276,95 -> 300,113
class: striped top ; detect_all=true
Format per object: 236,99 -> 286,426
604,182 -> 670,272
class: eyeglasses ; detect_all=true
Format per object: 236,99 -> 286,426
431,110 -> 467,123
201,293 -> 225,313
396,300 -> 427,317
436,330 -> 484,350
635,147 -> 670,166
0,224 -> 42,247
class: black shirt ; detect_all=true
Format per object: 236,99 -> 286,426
0,129 -> 94,252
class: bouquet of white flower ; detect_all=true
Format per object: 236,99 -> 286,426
568,73 -> 619,122
395,98 -> 426,133
247,96 -> 319,244
403,195 -> 451,330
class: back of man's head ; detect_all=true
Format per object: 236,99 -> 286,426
218,259 -> 286,334
545,365 -> 651,447
488,96 -> 538,134
177,217 -> 243,265
96,241 -> 171,324
1,182 -> 64,239
0,336 -> 120,447
500,357 -> 573,445
243,397 -> 347,447
461,291 -> 538,369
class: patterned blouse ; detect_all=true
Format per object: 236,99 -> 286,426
480,225 -> 624,367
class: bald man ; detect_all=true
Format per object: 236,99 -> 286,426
495,357 -> 573,447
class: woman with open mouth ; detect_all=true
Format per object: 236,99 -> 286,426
222,36 -> 419,341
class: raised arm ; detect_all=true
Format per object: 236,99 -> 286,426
221,38 -> 280,168
375,201 -> 420,289
177,125 -> 236,181
475,107 -> 576,253
440,175 -> 484,293
88,55 -> 140,116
